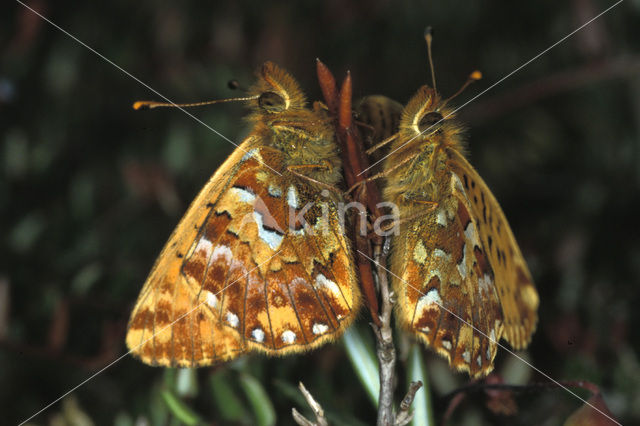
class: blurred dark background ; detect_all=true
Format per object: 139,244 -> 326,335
2,0 -> 639,424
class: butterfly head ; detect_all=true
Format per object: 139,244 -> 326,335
247,62 -> 307,113
245,62 -> 340,183
397,86 -> 461,149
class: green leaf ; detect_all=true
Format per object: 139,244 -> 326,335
407,344 -> 434,426
239,373 -> 276,426
175,368 -> 198,398
343,326 -> 379,406
210,370 -> 247,422
149,381 -> 170,426
161,389 -> 204,426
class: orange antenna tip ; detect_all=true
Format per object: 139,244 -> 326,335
424,26 -> 434,42
470,70 -> 483,81
133,101 -> 154,110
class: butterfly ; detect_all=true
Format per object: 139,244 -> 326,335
355,95 -> 404,175
372,82 -> 539,377
126,62 -> 360,367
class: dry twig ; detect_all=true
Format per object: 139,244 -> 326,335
292,382 -> 329,426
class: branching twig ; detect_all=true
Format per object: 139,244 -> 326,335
373,244 -> 397,426
395,381 -> 423,426
292,382 -> 329,426
317,60 -> 424,426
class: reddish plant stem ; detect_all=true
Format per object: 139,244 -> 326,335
316,59 -> 381,326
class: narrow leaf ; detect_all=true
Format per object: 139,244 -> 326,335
343,326 -> 379,406
408,344 -> 434,426
239,373 -> 276,426
161,389 -> 203,426
210,371 -> 247,422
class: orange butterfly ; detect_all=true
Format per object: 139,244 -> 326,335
359,34 -> 539,377
380,84 -> 539,377
126,62 -> 360,367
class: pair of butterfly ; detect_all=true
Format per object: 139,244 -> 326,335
126,61 -> 539,378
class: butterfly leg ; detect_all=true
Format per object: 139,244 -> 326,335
374,198 -> 438,235
354,119 -> 376,133
345,151 -> 420,196
287,163 -> 343,195
365,133 -> 398,155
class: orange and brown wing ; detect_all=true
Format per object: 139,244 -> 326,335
447,149 -> 538,350
250,192 -> 360,354
189,150 -> 360,356
126,139 -> 259,367
126,144 -> 359,366
391,182 -> 504,377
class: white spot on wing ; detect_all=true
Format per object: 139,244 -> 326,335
479,273 -> 493,293
315,274 -> 341,298
211,244 -> 232,264
231,186 -> 256,203
205,291 -> 218,308
462,349 -> 471,363
416,288 -> 443,313
281,330 -> 296,344
464,221 -> 480,247
226,312 -> 239,328
436,209 -> 447,226
253,211 -> 284,250
486,347 -> 491,360
241,148 -> 259,162
451,173 -> 465,193
312,323 -> 329,335
489,329 -> 496,342
195,238 -> 213,256
287,186 -> 299,209
291,277 -> 307,287
457,243 -> 467,279
252,328 -> 265,342
441,340 -> 452,350
413,240 -> 427,263
477,355 -> 482,366
433,248 -> 450,260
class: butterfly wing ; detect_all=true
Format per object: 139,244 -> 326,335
391,151 -> 538,378
126,142 -> 359,367
188,146 -> 359,356
126,140 -> 257,367
446,149 -> 538,349
392,183 -> 503,377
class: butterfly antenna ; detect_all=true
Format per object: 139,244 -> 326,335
441,70 -> 482,107
133,95 -> 259,110
424,26 -> 437,93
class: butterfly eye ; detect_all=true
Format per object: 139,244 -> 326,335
418,111 -> 444,132
259,91 -> 287,112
